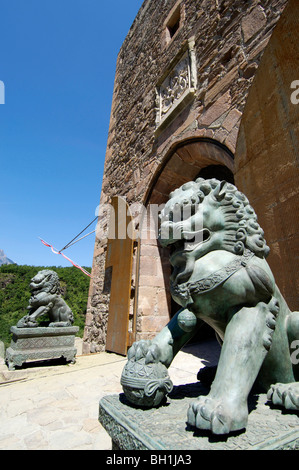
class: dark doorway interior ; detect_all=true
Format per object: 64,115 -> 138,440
196,164 -> 234,184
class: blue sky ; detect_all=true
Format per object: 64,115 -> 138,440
0,0 -> 144,270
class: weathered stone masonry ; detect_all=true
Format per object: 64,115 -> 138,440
83,0 -> 298,354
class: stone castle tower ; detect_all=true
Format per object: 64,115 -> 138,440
83,0 -> 299,355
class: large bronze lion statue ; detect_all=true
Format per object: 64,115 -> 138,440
17,269 -> 74,328
126,178 -> 299,435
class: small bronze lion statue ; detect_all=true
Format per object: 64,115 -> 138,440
126,178 -> 299,435
17,269 -> 74,328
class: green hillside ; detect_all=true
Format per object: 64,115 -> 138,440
0,264 -> 91,347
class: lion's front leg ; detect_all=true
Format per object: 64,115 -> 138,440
16,303 -> 54,328
128,308 -> 202,368
188,297 -> 280,434
30,302 -> 53,322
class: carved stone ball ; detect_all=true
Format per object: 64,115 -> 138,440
121,358 -> 173,408
177,309 -> 197,332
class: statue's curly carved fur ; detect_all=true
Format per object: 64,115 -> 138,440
17,269 -> 74,328
166,178 -> 269,257
127,178 -> 299,435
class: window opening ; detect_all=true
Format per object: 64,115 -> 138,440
167,5 -> 181,40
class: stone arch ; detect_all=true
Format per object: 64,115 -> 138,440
144,138 -> 234,206
134,138 -> 234,342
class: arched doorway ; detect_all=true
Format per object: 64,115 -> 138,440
134,138 -> 234,343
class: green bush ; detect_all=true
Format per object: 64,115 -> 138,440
0,264 -> 91,347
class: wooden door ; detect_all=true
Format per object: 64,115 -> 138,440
105,196 -> 134,355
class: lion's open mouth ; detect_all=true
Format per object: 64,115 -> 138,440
182,228 -> 211,251
170,228 -> 211,255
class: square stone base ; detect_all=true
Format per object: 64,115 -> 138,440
5,325 -> 79,370
99,382 -> 299,450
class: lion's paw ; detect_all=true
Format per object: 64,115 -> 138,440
263,297 -> 280,350
267,382 -> 299,410
16,315 -> 38,328
187,396 -> 248,435
127,340 -> 162,364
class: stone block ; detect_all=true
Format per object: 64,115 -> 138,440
199,90 -> 231,127
99,389 -> 299,450
224,125 -> 240,152
5,326 -> 79,370
139,256 -> 157,277
137,286 -> 157,316
137,275 -> 166,288
241,5 -> 267,43
222,108 -> 242,132
140,244 -> 159,258
139,316 -> 169,333
156,287 -> 171,308
205,66 -> 239,106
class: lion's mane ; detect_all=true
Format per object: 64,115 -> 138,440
30,270 -> 61,295
168,178 -> 270,259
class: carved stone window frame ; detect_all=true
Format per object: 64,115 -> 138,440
155,38 -> 197,134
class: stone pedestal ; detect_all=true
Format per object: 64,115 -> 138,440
5,326 -> 79,370
99,382 -> 299,450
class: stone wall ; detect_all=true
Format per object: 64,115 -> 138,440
235,0 -> 299,311
83,0 -> 289,353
